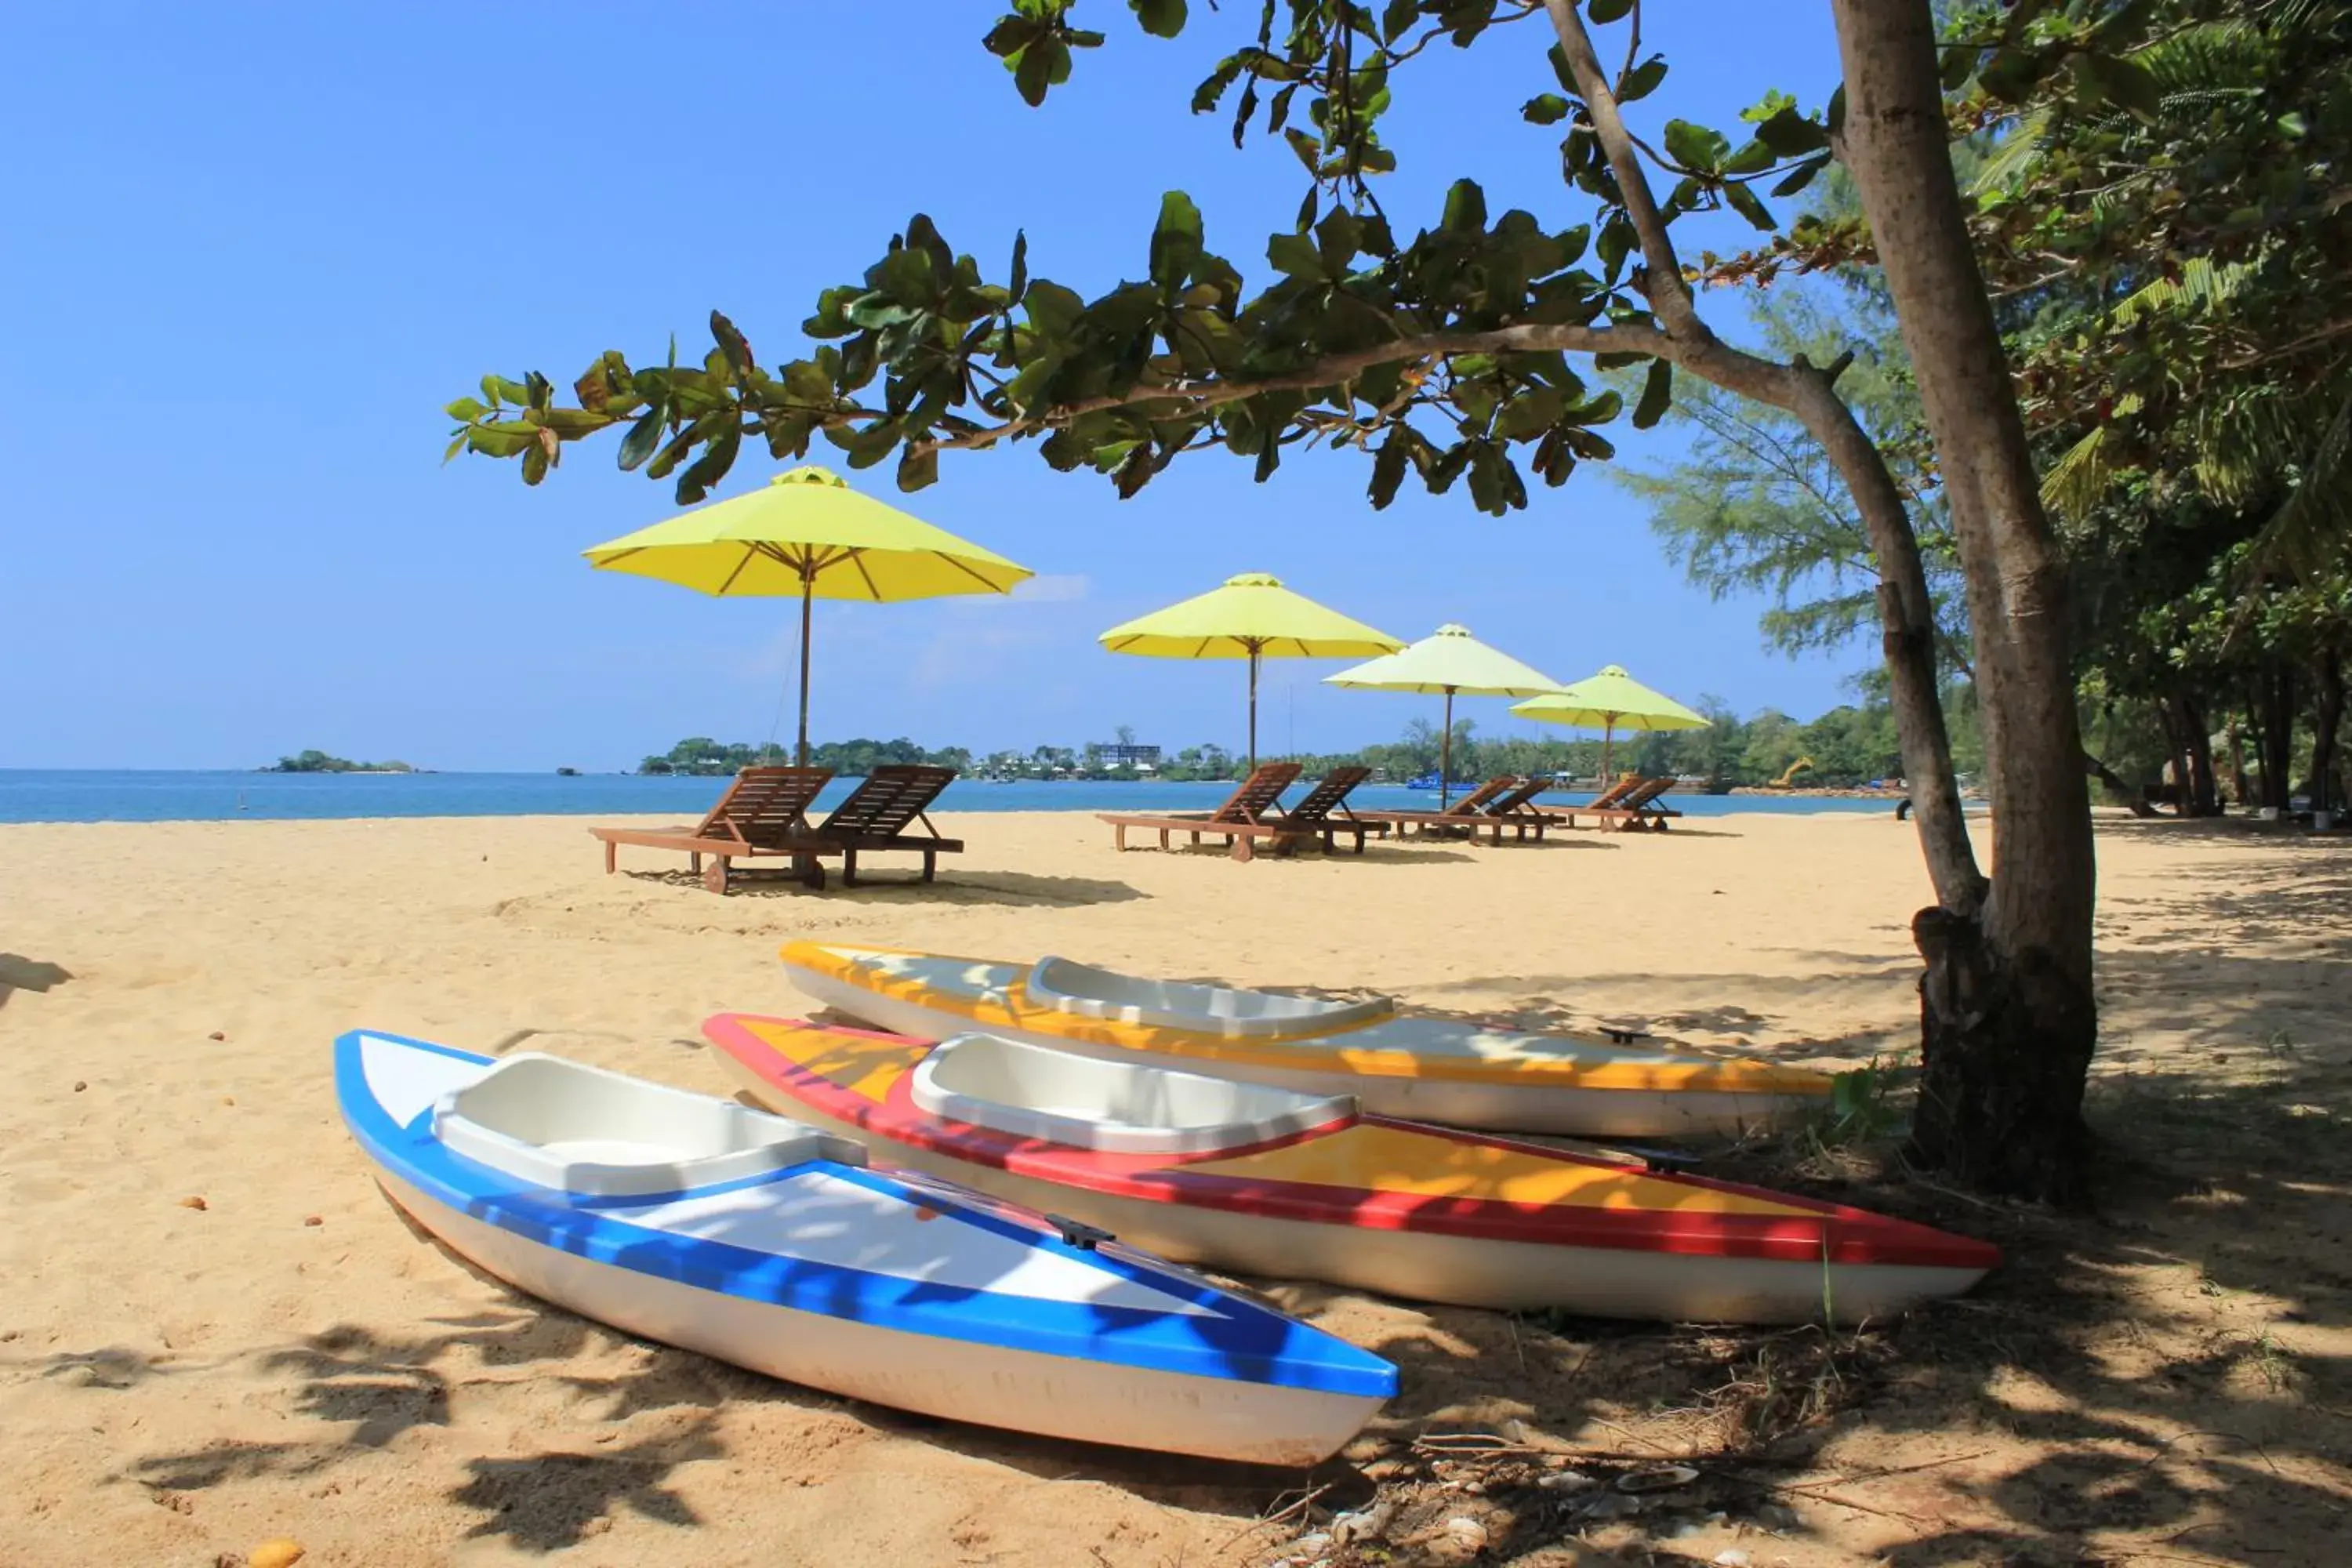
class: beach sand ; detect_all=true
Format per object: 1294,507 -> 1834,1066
3,810 -> 2347,1566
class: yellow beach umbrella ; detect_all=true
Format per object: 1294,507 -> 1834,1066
1512,663 -> 1707,786
1099,572 -> 1403,772
1327,624 -> 1563,807
583,465 -> 1032,764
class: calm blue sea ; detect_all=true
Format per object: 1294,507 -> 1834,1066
0,770 -> 1903,825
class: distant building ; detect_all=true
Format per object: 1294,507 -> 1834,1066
1095,742 -> 1161,767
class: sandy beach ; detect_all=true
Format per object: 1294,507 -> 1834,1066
4,810 -> 2348,1566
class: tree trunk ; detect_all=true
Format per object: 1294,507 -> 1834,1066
2155,697 -> 2191,814
2314,653 -> 2344,816
1543,0 -> 1985,919
1831,0 -> 2099,1202
2253,668 -> 2296,814
2220,716 -> 2251,808
2181,696 -> 2219,815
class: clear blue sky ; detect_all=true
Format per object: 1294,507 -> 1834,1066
1,4 -> 1862,771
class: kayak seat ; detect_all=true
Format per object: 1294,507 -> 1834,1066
910,1033 -> 1355,1155
1027,956 -> 1393,1039
434,1053 -> 865,1199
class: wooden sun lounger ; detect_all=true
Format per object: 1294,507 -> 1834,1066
1536,775 -> 1682,831
1098,763 -> 1310,862
1348,776 -> 1552,844
589,766 -> 834,894
764,764 -> 964,889
1268,765 -> 1380,853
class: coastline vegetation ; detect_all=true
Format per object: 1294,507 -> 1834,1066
265,750 -> 413,774
639,691 -> 1967,791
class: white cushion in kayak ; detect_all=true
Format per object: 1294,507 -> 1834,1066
433,1053 -> 865,1197
1026,956 -> 1394,1038
909,1033 -> 1354,1155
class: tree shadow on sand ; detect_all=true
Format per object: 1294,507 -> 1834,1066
0,953 -> 72,1010
621,866 -> 1149,908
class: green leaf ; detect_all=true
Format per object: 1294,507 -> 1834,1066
1522,93 -> 1570,126
1369,430 -> 1410,510
1976,48 -> 2043,105
1749,104 -> 1828,158
618,405 -> 667,471
1723,181 -> 1777,230
444,396 -> 489,422
684,422 -> 744,502
1770,154 -> 1829,198
1441,179 -> 1488,234
710,310 -> 753,378
1314,207 -> 1363,274
897,443 -> 939,492
1266,230 -> 1325,280
1192,53 -> 1246,114
1381,0 -> 1419,44
1013,41 -> 1058,106
521,440 -> 549,486
1632,358 -> 1672,430
1566,389 -> 1623,426
1595,213 -> 1634,281
983,15 -> 1039,58
1129,0 -> 1186,38
1617,54 -> 1667,103
1662,118 -> 1730,172
1149,191 -> 1204,291
441,432 -> 466,464
482,374 -> 532,408
1008,230 -> 1029,301
1585,0 -> 1632,22
1023,280 -> 1086,339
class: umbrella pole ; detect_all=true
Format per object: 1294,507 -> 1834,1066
795,571 -> 814,768
1440,688 -> 1454,809
1247,645 -> 1261,774
1601,719 -> 1614,789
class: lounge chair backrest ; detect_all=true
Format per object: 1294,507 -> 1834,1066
701,767 -> 834,845
1585,775 -> 1639,811
816,765 -> 958,840
1439,777 -> 1518,818
1618,777 -> 1673,810
1281,766 -> 1370,824
1211,763 -> 1302,824
1479,777 -> 1549,816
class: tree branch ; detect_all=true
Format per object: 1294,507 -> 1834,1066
1541,0 -> 1704,336
914,320 -> 1682,454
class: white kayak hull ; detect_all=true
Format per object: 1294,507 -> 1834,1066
788,961 -> 1809,1139
745,1080 -> 1984,1323
336,1030 -> 1393,1465
376,1170 -> 1378,1461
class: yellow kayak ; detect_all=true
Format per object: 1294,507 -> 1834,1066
778,942 -> 1832,1138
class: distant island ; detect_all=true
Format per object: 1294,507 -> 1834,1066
264,750 -> 415,774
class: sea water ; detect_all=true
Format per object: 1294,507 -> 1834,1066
0,770 -> 1906,826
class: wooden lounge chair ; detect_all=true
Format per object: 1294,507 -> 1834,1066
1538,775 -> 1682,831
1268,765 -> 1381,853
1098,763 -> 1308,862
770,764 -> 964,889
589,767 -> 834,894
1347,775 -> 1552,844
